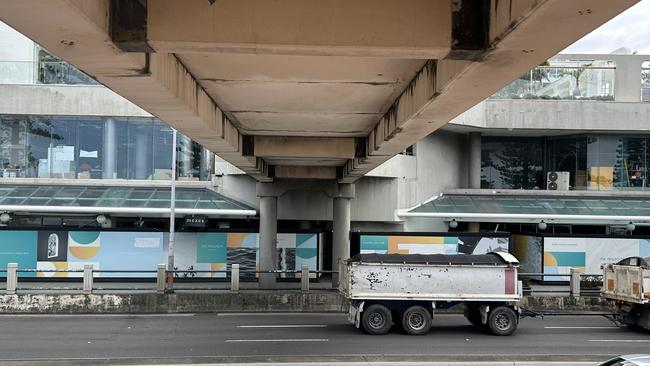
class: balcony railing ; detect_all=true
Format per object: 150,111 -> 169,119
0,60 -> 98,86
491,66 -> 615,101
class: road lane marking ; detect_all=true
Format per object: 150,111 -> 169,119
544,326 -> 616,329
237,325 -> 327,328
225,338 -> 328,343
218,312 -> 341,316
589,339 -> 650,343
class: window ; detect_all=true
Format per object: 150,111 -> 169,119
481,137 -> 544,189
0,115 -> 215,181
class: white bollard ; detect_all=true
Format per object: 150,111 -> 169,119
83,264 -> 93,294
231,264 -> 240,293
570,267 -> 581,298
6,263 -> 17,295
156,264 -> 166,294
301,264 -> 309,292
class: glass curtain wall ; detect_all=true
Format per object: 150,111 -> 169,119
0,115 -> 214,181
481,137 -> 545,189
484,135 -> 650,191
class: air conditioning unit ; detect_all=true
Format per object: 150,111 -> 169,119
547,171 -> 570,191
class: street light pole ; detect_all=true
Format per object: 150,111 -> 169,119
166,128 -> 177,292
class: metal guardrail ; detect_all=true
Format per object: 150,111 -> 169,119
1,263 -> 333,295
518,270 -> 603,298
2,264 -> 600,298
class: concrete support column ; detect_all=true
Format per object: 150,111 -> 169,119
258,184 -> 278,289
468,132 -> 481,189
102,118 -> 117,179
332,183 -> 355,288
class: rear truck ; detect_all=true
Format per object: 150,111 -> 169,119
602,256 -> 650,331
338,251 -> 522,336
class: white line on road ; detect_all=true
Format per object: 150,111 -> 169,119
544,326 -> 616,329
589,339 -> 650,343
218,312 -> 342,316
225,338 -> 329,343
237,324 -> 327,328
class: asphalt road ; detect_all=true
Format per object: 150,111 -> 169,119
0,313 -> 648,365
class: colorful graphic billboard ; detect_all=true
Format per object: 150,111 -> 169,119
0,230 -> 319,278
36,231 -> 164,278
359,234 -> 510,255
0,231 -> 37,277
513,235 -> 543,277
543,237 -> 650,281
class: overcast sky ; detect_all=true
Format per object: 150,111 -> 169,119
562,0 -> 650,54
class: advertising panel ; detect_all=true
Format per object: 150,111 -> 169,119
359,234 -> 509,255
0,231 -> 37,277
513,234 -> 542,277
37,231 -> 164,278
0,229 -> 320,279
543,237 -> 650,281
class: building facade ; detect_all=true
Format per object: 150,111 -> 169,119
2,18 -> 650,279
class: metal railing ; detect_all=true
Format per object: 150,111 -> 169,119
518,269 -> 603,298
2,263 -> 601,299
490,66 -> 616,101
1,263 -> 335,295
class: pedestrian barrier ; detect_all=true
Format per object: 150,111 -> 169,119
1,263 -> 599,297
1,263 -> 338,295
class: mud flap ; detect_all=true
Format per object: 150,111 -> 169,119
348,301 -> 364,328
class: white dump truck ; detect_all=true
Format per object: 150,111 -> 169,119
601,256 -> 650,331
339,252 -> 522,336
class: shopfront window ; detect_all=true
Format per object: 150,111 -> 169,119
0,115 -> 214,181
481,137 -> 544,189
587,136 -> 647,190
546,135 -> 649,191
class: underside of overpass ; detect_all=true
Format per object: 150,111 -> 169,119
0,0 -> 637,183
0,0 -> 637,288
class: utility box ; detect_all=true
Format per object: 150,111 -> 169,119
547,171 -> 570,191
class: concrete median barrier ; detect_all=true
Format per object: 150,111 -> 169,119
0,292 -> 614,314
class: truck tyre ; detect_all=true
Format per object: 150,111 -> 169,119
487,306 -> 518,336
401,305 -> 432,335
361,304 -> 392,335
465,304 -> 483,327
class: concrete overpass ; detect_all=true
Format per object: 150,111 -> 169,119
0,0 -> 637,287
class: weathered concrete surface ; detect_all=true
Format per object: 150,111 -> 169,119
0,292 -> 613,314
0,291 -> 346,314
519,296 -> 615,313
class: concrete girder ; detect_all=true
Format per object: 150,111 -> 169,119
147,0 -> 451,58
254,137 -> 356,162
340,0 -> 639,181
274,166 -> 337,180
0,0 -> 269,181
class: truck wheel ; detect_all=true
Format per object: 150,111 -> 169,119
465,304 -> 482,327
401,306 -> 432,335
487,306 -> 518,336
361,304 -> 392,335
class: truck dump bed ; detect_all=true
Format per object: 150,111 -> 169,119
339,252 -> 521,302
602,257 -> 650,304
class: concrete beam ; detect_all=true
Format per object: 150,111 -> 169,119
0,0 -> 268,181
274,166 -> 337,180
254,137 -> 356,160
147,0 -> 451,58
340,0 -> 638,181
